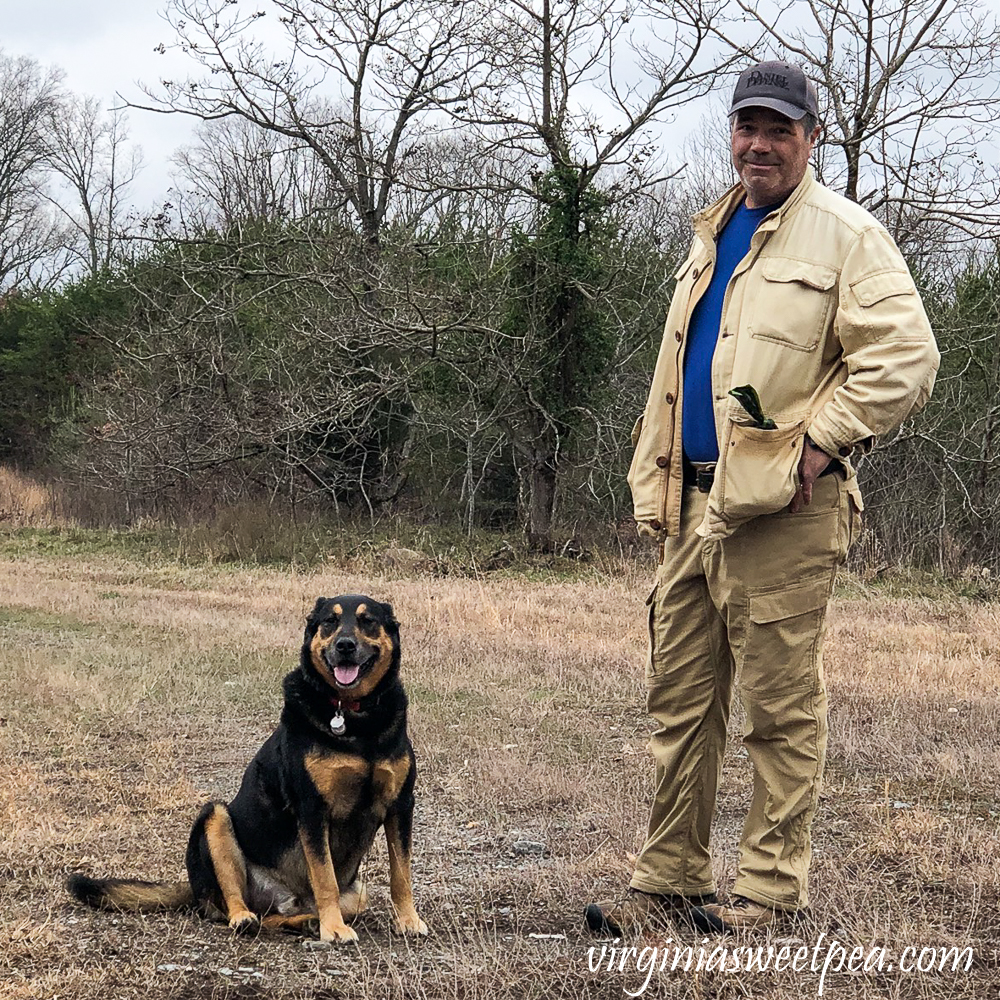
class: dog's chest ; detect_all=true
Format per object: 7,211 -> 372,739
303,750 -> 410,821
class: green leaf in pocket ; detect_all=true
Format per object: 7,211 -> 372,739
729,384 -> 777,429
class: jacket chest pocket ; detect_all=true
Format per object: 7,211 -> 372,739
748,258 -> 838,351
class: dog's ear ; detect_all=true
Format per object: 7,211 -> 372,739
306,597 -> 328,630
381,601 -> 399,632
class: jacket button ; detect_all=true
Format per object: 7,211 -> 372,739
650,519 -> 662,531
674,330 -> 683,342
692,268 -> 700,280
665,392 -> 674,405
656,455 -> 669,468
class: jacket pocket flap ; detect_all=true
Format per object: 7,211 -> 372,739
850,268 -> 915,307
750,580 -> 829,624
761,257 -> 837,291
725,397 -> 809,427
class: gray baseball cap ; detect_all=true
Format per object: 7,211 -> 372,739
730,60 -> 818,120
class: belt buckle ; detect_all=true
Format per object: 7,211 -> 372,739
696,464 -> 716,493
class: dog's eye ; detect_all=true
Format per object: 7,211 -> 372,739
356,613 -> 376,630
320,617 -> 339,634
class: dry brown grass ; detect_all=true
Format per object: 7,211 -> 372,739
0,468 -> 69,528
1,549 -> 998,999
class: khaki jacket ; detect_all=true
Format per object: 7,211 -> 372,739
628,169 -> 940,541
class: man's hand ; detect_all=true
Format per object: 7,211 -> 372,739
790,437 -> 833,513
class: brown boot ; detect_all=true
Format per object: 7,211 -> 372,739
690,895 -> 788,934
584,889 -> 717,936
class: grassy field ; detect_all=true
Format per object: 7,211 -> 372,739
1,535 -> 998,999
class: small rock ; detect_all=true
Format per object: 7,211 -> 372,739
511,840 -> 546,855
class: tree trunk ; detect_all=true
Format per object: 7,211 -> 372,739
523,431 -> 558,552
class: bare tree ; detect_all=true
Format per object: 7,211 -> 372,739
123,0 -> 505,504
0,50 -> 71,290
136,0 -> 495,274
45,97 -> 143,276
391,134 -> 537,245
440,0 -> 733,548
171,116 -> 333,230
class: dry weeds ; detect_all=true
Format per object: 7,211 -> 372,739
0,469 -> 68,529
1,548 -> 998,999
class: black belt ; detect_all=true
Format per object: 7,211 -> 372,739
682,456 -> 840,492
682,459 -> 717,492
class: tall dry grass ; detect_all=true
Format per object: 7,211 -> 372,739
0,549 -> 997,998
0,467 -> 69,528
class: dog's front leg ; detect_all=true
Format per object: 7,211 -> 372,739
384,808 -> 428,936
299,823 -> 357,944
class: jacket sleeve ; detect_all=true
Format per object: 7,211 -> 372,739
807,225 -> 940,458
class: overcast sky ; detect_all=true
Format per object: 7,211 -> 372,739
5,0 -> 196,209
6,0 -> 1000,214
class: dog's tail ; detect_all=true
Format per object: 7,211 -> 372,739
66,873 -> 194,912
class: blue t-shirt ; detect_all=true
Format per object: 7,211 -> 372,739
681,201 -> 776,463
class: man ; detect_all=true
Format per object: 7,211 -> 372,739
586,61 -> 939,935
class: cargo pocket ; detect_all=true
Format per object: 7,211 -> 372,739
716,414 -> 806,524
741,576 -> 832,695
749,258 -> 837,351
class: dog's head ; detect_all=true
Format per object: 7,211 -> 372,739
303,595 -> 400,698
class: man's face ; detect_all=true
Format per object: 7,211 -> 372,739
731,107 -> 819,208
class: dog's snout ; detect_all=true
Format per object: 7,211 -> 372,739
335,635 -> 357,657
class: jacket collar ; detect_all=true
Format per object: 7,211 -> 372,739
693,167 -> 817,247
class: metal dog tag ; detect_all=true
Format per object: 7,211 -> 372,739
330,712 -> 346,735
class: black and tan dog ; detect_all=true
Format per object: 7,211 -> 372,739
67,595 -> 427,944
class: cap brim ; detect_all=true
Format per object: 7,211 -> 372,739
729,97 -> 807,120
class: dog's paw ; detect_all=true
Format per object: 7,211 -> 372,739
394,912 -> 429,936
228,911 -> 260,935
320,923 -> 359,944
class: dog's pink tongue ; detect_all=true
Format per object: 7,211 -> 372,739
334,664 -> 360,686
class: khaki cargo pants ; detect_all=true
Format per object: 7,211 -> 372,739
630,473 -> 857,910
